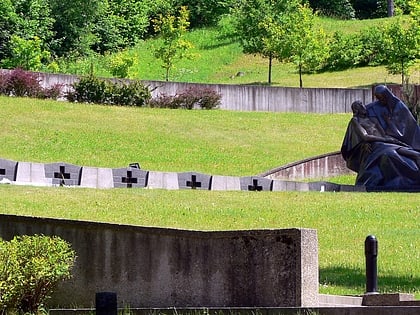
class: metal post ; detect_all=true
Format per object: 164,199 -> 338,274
96,292 -> 117,315
364,235 -> 378,293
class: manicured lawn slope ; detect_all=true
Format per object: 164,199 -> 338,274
0,96 -> 419,298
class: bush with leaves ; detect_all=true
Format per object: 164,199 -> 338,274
67,75 -> 151,106
148,86 -> 221,110
0,235 -> 76,315
0,69 -> 63,99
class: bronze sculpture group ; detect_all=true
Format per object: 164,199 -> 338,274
341,85 -> 420,189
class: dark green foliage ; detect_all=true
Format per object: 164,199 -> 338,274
324,32 -> 363,70
0,235 -> 75,314
174,0 -> 234,27
148,86 -> 221,109
67,75 -> 151,106
309,0 -> 355,19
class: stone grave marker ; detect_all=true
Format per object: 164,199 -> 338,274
44,162 -> 82,186
178,172 -> 212,190
0,158 -> 18,182
112,167 -> 149,188
240,176 -> 273,191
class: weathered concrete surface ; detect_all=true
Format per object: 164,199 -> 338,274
260,151 -> 354,181
0,214 -> 319,308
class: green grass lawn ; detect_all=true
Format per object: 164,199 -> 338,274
0,96 -> 419,298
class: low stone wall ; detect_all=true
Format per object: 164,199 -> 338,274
0,70 -> 372,113
0,156 -> 363,192
0,214 -> 319,308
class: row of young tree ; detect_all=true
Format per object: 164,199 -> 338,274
231,0 -> 419,86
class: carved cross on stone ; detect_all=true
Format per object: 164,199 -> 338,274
122,171 -> 138,188
186,175 -> 202,189
248,179 -> 263,191
54,166 -> 71,186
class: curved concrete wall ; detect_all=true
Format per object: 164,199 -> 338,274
0,214 -> 319,308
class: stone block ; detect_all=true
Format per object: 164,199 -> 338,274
112,167 -> 149,188
15,162 -> 52,186
211,175 -> 241,191
147,171 -> 179,190
363,293 -> 415,306
0,158 -> 18,182
44,162 -> 82,186
178,172 -> 212,190
240,176 -> 273,191
80,167 -> 114,189
309,181 -> 341,192
272,180 -> 310,191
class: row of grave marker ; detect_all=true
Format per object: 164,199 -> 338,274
0,158 -> 364,192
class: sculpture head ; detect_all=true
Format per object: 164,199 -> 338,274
351,100 -> 366,117
374,85 -> 395,106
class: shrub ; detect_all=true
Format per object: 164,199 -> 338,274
67,75 -> 151,106
178,86 -> 222,110
108,80 -> 151,106
67,74 -> 108,104
0,69 -> 63,100
148,86 -> 221,109
0,235 -> 76,315
3,68 -> 43,98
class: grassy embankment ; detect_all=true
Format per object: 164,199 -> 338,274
0,96 -> 419,298
64,16 -> 419,87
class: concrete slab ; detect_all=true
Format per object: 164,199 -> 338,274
147,171 -> 179,190
272,180 -> 310,191
15,162 -> 52,186
211,175 -> 241,191
80,167 -> 114,189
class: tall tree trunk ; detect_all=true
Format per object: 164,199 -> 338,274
299,63 -> 303,88
387,0 -> 394,17
268,53 -> 272,85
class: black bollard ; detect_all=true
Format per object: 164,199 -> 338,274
364,235 -> 378,293
96,292 -> 117,315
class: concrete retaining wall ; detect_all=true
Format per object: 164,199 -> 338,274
0,214 -> 319,308
260,151 -> 355,180
0,70 -> 372,113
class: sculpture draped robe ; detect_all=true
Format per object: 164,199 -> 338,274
341,85 -> 420,189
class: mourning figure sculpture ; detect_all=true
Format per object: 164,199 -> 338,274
341,85 -> 420,189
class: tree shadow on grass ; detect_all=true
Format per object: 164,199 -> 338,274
320,266 -> 420,294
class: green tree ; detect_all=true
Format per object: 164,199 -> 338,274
270,3 -> 329,87
232,0 -> 301,84
0,0 -> 17,62
49,0 -> 103,57
152,6 -> 194,81
383,11 -> 419,84
1,35 -> 51,70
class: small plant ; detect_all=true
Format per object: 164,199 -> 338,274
0,235 -> 76,315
